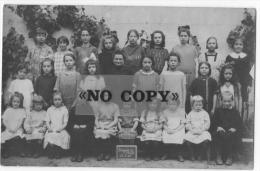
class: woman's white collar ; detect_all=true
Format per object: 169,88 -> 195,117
230,52 -> 247,59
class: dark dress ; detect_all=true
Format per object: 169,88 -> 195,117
34,74 -> 57,107
145,47 -> 169,74
98,48 -> 115,74
211,107 -> 243,155
122,44 -> 145,74
105,65 -> 133,107
189,77 -> 218,113
225,52 -> 252,101
70,110 -> 95,155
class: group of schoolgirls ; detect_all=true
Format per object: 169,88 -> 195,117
1,25 -> 252,166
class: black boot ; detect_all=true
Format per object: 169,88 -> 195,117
1,143 -> 9,158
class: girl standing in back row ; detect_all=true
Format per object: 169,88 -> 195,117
199,36 -> 224,82
145,30 -> 169,74
171,26 -> 199,88
122,29 -> 145,74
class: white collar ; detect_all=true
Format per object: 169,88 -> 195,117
229,52 -> 247,59
140,70 -> 155,75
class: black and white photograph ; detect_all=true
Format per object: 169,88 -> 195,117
0,0 -> 258,170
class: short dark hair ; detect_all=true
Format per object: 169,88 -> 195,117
102,35 -> 116,50
63,52 -> 76,63
52,91 -> 63,105
178,26 -> 191,37
16,63 -> 28,74
113,50 -> 126,61
168,52 -> 181,62
57,36 -> 69,46
84,59 -> 100,76
9,92 -> 24,108
198,61 -> 211,77
40,58 -> 55,76
140,56 -> 155,69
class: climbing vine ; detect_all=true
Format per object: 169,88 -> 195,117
6,5 -> 107,49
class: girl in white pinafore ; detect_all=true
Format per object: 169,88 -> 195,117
1,92 -> 27,158
185,95 -> 211,161
140,98 -> 162,161
160,98 -> 185,161
24,95 -> 47,157
44,92 -> 70,159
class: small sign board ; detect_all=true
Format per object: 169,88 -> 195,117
116,145 -> 137,160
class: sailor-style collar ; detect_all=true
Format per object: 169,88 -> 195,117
229,52 -> 247,59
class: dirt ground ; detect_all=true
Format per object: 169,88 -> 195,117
1,156 -> 254,169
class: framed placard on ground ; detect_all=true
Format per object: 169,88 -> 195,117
116,145 -> 137,160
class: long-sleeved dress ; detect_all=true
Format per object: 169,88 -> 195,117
189,77 -> 218,113
171,44 -> 198,87
145,47 -> 169,74
185,109 -> 211,144
161,108 -> 185,144
160,70 -> 186,107
211,107 -> 243,151
199,52 -> 224,82
1,108 -> 26,143
54,71 -> 81,110
24,110 -> 47,140
34,74 -> 56,107
8,79 -> 34,114
133,70 -> 160,115
225,52 -> 252,101
94,102 -> 119,139
75,75 -> 106,116
74,44 -> 98,75
44,105 -> 70,149
25,44 -> 53,79
122,44 -> 145,73
140,110 -> 162,142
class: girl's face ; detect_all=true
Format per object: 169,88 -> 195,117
58,41 -> 68,51
53,94 -> 62,107
42,61 -> 52,75
12,96 -> 21,109
168,100 -> 179,111
34,102 -> 43,111
64,56 -> 75,70
168,56 -> 179,70
222,96 -> 233,109
88,64 -> 96,75
81,30 -> 91,44
224,68 -> 233,81
193,101 -> 203,111
233,39 -> 244,53
148,99 -> 158,111
17,68 -> 27,79
142,57 -> 152,71
103,92 -> 110,102
128,32 -> 138,45
207,38 -> 217,51
199,64 -> 210,77
36,33 -> 46,44
179,32 -> 189,44
104,38 -> 113,50
113,54 -> 124,66
153,33 -> 162,46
